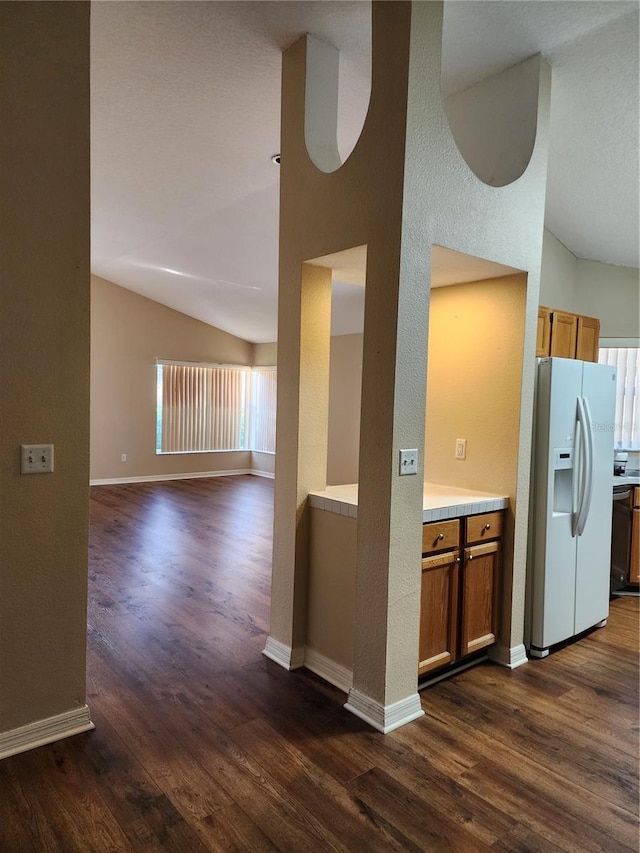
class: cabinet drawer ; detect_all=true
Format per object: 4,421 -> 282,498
422,519 -> 460,555
466,511 -> 503,545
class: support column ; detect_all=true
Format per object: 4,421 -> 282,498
345,240 -> 428,733
264,263 -> 332,668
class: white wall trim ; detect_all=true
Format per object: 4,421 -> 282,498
250,469 -> 275,480
489,643 -> 529,669
262,637 -> 305,670
303,648 -> 353,693
344,688 -> 424,734
0,705 -> 94,761
90,469 -> 254,486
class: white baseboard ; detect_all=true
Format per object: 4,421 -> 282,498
90,468 -> 253,486
0,705 -> 94,761
489,643 -> 529,669
344,688 -> 424,734
250,469 -> 275,480
303,648 -> 353,693
262,636 -> 305,670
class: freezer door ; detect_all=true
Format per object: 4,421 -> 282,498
574,361 -> 617,634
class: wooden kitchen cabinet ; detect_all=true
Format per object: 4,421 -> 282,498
537,306 -> 600,362
536,306 -> 551,357
422,518 -> 459,554
575,314 -> 600,362
461,540 -> 500,656
460,512 -> 501,656
419,550 -> 460,675
420,511 -> 502,677
466,510 -> 503,544
630,487 -> 640,586
549,310 -> 578,358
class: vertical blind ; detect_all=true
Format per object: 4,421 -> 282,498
248,368 -> 277,453
157,362 -> 276,454
598,347 -> 639,450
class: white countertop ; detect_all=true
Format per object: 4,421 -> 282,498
613,473 -> 640,488
308,482 -> 509,523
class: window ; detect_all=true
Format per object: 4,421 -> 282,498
247,367 -> 277,453
156,361 -> 276,454
598,342 -> 639,450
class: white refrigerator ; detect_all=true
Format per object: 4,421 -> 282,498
527,357 -> 616,658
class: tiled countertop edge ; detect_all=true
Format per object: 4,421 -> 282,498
309,493 -> 358,518
422,497 -> 508,522
308,493 -> 509,522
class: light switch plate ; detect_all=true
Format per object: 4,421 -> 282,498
399,448 -> 418,476
21,444 -> 54,474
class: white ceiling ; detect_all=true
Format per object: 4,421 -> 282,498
91,1 -> 639,343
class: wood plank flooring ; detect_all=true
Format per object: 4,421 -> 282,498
0,475 -> 637,851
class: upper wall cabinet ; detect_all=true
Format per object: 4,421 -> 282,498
575,315 -> 601,362
536,306 -> 600,362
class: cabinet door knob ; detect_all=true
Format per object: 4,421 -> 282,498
454,557 -> 461,563
467,554 -> 473,561
484,523 -> 491,530
437,533 -> 444,540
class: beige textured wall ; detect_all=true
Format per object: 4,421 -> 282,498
271,1 -> 551,718
272,5 -> 422,710
400,3 -> 550,661
539,229 -> 639,339
252,341 -> 278,366
425,276 -> 526,494
307,511 -> 357,671
251,452 -> 275,477
444,58 -> 539,188
540,229 -> 577,311
327,334 -> 363,485
0,3 -> 90,730
574,259 -> 640,338
90,275 -> 254,480
425,275 -> 526,617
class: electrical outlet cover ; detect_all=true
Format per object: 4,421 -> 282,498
455,438 -> 467,460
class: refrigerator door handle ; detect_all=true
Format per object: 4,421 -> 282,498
571,397 -> 584,538
577,396 -> 594,537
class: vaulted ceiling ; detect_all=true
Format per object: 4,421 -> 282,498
91,1 -> 639,343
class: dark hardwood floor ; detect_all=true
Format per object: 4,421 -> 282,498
0,475 -> 638,851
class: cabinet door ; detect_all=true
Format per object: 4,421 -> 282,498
536,306 -> 551,357
631,509 -> 640,586
419,551 -> 460,675
576,315 -> 600,362
460,541 -> 499,656
550,311 -> 578,358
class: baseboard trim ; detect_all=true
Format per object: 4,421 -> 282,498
303,648 -> 353,693
489,643 -> 529,669
0,705 -> 94,761
262,637 -> 305,670
344,688 -> 424,734
90,469 -> 253,486
250,469 -> 275,480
